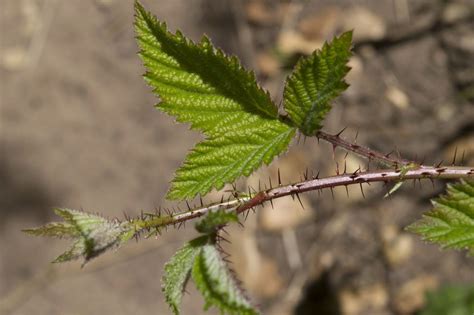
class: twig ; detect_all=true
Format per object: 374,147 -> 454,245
131,165 -> 473,231
316,130 -> 411,167
236,166 -> 473,215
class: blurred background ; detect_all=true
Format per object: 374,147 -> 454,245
1,0 -> 474,314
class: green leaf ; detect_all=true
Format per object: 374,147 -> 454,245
195,209 -> 239,234
167,124 -> 294,200
162,236 -> 208,315
408,180 -> 474,255
24,208 -> 134,264
419,284 -> 474,315
135,2 -> 295,200
192,244 -> 258,315
283,31 -> 353,135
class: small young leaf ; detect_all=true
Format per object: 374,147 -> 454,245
135,2 -> 295,200
408,180 -> 474,254
384,163 -> 418,198
192,244 -> 258,315
195,209 -> 239,234
162,236 -> 208,315
24,208 -> 133,264
283,31 -> 353,135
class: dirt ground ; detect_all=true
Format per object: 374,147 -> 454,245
1,0 -> 474,314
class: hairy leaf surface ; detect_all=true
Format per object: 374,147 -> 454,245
168,124 -> 294,199
192,244 -> 258,315
162,236 -> 208,315
408,180 -> 474,254
195,209 -> 239,234
24,208 -> 133,263
135,2 -> 295,200
283,31 -> 353,135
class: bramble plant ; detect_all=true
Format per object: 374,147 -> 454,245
24,2 -> 474,314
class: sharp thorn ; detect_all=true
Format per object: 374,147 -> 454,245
335,126 -> 347,137
359,183 -> 366,199
452,147 -> 458,166
352,167 -> 361,176
296,193 -> 304,209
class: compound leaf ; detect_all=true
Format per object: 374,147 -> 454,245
135,2 -> 295,200
283,31 -> 353,135
162,236 -> 208,315
192,244 -> 258,315
408,180 -> 474,255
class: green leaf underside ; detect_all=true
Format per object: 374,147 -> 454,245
24,208 -> 132,263
283,31 -> 353,136
196,210 -> 239,234
135,2 -> 295,200
408,180 -> 474,255
163,236 -> 208,315
192,244 -> 258,315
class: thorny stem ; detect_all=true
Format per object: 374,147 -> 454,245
236,166 -> 473,214
129,130 -> 473,233
316,130 -> 411,167
132,198 -> 249,232
132,165 -> 473,233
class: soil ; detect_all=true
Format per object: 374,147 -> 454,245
1,0 -> 473,315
